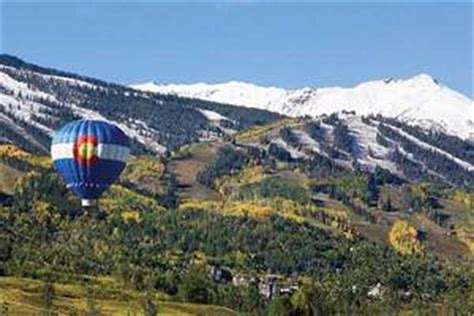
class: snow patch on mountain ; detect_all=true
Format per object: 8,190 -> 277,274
271,138 -> 308,160
0,64 -> 100,91
382,124 -> 474,171
132,74 -> 473,139
0,72 -> 57,135
292,130 -> 322,154
0,112 -> 50,152
0,69 -> 166,154
198,109 -> 232,122
396,145 -> 447,182
0,71 -> 56,102
345,116 -> 398,173
132,81 -> 289,110
68,105 -> 167,154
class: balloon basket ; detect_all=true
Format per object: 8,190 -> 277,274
81,199 -> 103,218
81,199 -> 97,207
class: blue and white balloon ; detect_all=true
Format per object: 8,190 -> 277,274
51,120 -> 130,206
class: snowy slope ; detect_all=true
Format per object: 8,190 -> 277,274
0,70 -> 167,154
269,114 -> 473,186
0,55 -> 282,155
133,81 -> 289,111
132,75 -> 474,139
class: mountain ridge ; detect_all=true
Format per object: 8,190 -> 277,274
0,54 -> 282,155
132,74 -> 474,140
1,55 -> 473,188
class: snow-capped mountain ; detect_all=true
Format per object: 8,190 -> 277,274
1,55 -> 473,188
132,75 -> 474,140
0,55 -> 281,155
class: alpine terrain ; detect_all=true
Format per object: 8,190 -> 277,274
132,75 -> 473,140
1,55 -> 473,315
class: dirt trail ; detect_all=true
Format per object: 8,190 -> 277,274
413,213 -> 469,260
169,142 -> 224,201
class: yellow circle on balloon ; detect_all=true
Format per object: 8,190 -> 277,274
78,141 -> 97,160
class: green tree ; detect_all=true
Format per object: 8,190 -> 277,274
242,281 -> 264,314
85,285 -> 99,316
41,281 -> 55,316
142,290 -> 158,316
178,267 -> 211,304
267,296 -> 292,316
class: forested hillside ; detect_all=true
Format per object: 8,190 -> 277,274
0,55 -> 473,315
1,124 -> 473,314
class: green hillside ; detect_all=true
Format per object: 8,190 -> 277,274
0,135 -> 473,315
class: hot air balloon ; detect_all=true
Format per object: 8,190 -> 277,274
51,120 -> 130,207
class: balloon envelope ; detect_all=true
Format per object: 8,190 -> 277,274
51,120 -> 130,205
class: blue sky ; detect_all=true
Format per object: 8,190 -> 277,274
1,1 -> 472,96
